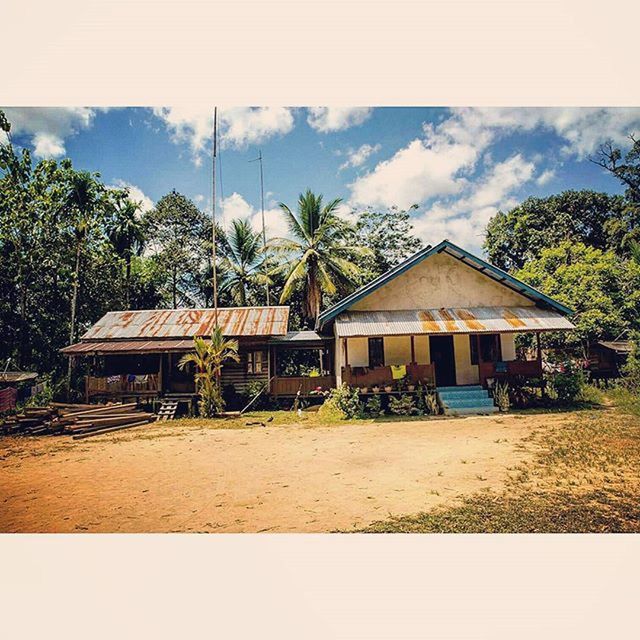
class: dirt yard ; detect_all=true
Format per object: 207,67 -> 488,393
0,411 -> 567,533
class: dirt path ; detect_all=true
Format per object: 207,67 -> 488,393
0,413 -> 565,532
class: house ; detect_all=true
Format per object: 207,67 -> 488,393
62,240 -> 575,409
62,307 -> 297,403
587,341 -> 632,381
316,240 -> 575,396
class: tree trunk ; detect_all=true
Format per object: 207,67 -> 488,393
125,254 -> 131,309
67,238 -> 82,397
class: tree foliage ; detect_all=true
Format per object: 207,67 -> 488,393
484,190 -> 630,271
515,242 -> 640,348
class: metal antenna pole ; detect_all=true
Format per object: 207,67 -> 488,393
212,107 -> 219,328
250,150 -> 270,305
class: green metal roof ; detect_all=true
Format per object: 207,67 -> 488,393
317,239 -> 573,329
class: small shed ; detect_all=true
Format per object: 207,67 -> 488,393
587,341 -> 632,380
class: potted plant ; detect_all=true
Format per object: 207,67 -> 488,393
372,385 -> 380,394
359,386 -> 369,394
384,384 -> 393,393
407,383 -> 416,392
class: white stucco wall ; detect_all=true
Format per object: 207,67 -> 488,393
453,334 -> 480,385
500,333 -> 516,361
383,336 -> 412,365
351,252 -> 533,311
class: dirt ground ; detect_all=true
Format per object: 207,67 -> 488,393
0,412 -> 567,533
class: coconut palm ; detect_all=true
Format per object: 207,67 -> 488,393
271,189 -> 370,322
108,191 -> 146,308
218,218 -> 270,306
178,328 -> 240,416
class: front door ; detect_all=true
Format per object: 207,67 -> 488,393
430,335 -> 456,387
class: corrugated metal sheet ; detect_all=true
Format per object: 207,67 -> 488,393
335,307 -> 575,337
269,330 -> 331,344
0,371 -> 38,383
597,341 -> 632,354
80,306 -> 290,341
61,339 -> 197,355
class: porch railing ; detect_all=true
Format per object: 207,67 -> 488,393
478,360 -> 543,387
86,374 -> 160,397
342,364 -> 435,388
271,375 -> 336,397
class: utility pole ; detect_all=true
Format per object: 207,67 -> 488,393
250,150 -> 270,305
212,107 -> 219,327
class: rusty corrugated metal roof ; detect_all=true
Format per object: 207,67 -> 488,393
0,371 -> 38,383
60,339 -> 198,355
80,306 -> 290,341
335,307 -> 575,337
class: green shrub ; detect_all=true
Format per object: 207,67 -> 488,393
388,394 -> 419,416
364,393 -> 384,418
548,362 -> 586,404
318,384 -> 361,420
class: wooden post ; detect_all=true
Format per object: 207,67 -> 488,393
410,335 -> 416,364
158,354 -> 164,395
84,375 -> 89,404
319,348 -> 324,374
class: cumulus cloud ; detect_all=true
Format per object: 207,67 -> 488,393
307,107 -> 372,132
152,107 -> 295,163
346,107 -> 640,252
1,107 -> 97,158
110,179 -> 154,213
339,143 -> 381,171
411,155 -> 535,250
220,192 -> 289,239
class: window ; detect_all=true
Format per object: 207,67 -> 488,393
368,337 -> 384,368
247,350 -> 266,374
469,334 -> 502,364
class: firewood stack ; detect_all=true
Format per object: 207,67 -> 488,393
1,402 -> 156,439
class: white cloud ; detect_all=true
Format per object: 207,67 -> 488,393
1,107 -> 97,158
339,143 -> 381,171
220,192 -> 289,240
411,155 -> 535,251
152,107 -> 295,162
536,168 -> 556,186
111,180 -> 154,213
307,107 -> 372,133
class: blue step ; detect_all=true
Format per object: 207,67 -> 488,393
436,385 -> 498,416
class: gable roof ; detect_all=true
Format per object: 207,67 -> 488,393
317,239 -> 573,328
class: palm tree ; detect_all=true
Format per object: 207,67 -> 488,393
178,328 -> 240,416
271,189 -> 370,322
109,192 -> 146,308
218,219 -> 270,306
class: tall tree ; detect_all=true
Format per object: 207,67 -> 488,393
349,205 -> 423,280
144,190 -> 208,308
218,218 -> 269,306
108,190 -> 146,308
271,190 -> 370,323
484,190 -> 628,271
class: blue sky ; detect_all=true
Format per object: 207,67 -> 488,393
3,107 -> 640,253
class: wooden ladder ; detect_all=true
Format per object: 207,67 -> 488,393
156,399 -> 179,421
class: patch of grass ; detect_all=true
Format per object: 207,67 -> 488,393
608,388 -> 640,418
360,489 -> 640,533
356,403 -> 640,533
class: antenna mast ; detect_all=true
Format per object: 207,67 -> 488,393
211,107 -> 219,327
251,150 -> 270,305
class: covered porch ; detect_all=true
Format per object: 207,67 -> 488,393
334,306 -> 574,389
268,331 -> 335,397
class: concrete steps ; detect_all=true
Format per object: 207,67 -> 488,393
437,385 -> 498,416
